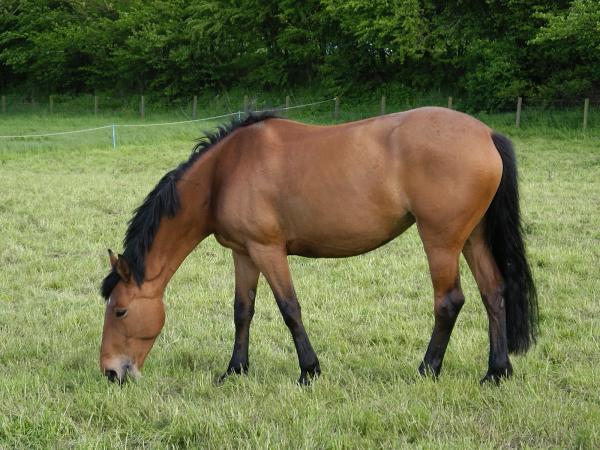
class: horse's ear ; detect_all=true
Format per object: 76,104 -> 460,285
108,249 -> 130,281
115,253 -> 132,282
108,249 -> 118,268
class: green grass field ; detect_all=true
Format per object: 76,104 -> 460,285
1,108 -> 599,448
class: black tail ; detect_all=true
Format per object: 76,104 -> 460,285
486,132 -> 538,354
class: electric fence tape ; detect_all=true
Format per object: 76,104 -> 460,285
0,98 -> 336,149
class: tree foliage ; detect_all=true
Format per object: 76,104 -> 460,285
0,0 -> 597,110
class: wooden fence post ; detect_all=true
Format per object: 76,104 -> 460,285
448,96 -> 453,109
192,95 -> 198,119
243,95 -> 249,111
94,95 -> 98,115
140,95 -> 145,119
334,97 -> 340,120
516,97 -> 522,128
49,95 -> 54,114
1,95 -> 5,113
380,95 -> 386,115
285,95 -> 290,117
583,98 -> 589,130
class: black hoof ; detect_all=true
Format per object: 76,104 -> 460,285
105,369 -> 126,386
480,366 -> 513,385
418,361 -> 440,379
297,361 -> 321,386
217,364 -> 248,383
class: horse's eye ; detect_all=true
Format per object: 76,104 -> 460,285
115,308 -> 128,319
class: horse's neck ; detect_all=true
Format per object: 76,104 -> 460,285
144,152 -> 217,292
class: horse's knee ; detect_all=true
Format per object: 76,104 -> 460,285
435,288 -> 465,323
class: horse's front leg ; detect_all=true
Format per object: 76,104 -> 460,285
248,244 -> 321,385
220,251 -> 260,381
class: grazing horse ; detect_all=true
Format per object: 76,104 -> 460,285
100,108 -> 537,385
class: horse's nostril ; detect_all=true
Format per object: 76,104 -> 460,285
105,369 -> 119,383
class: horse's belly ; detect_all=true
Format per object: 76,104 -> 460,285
285,212 -> 415,258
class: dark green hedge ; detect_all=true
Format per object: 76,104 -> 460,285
1,0 -> 598,112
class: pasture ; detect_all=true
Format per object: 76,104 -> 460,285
0,110 -> 599,448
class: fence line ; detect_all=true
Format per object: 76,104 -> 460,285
117,111 -> 241,128
0,98 -> 336,146
0,125 -> 113,139
254,98 -> 335,113
0,95 -> 595,145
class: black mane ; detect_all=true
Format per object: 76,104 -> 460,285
100,112 -> 278,299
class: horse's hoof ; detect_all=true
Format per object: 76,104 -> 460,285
479,373 -> 502,385
297,361 -> 321,386
216,373 -> 229,384
217,364 -> 248,383
418,361 -> 440,379
480,366 -> 512,385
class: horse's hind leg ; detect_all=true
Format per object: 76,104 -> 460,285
221,252 -> 260,381
418,239 -> 465,378
463,223 -> 513,383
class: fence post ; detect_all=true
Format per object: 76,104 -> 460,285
1,95 -> 5,113
49,95 -> 54,114
192,95 -> 198,119
380,95 -> 386,115
140,95 -> 145,119
583,98 -> 589,130
448,96 -> 453,109
334,97 -> 340,120
112,125 -> 117,149
285,95 -> 290,117
243,95 -> 249,112
516,97 -> 522,128
94,95 -> 98,116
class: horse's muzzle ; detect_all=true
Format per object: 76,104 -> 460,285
102,359 -> 140,385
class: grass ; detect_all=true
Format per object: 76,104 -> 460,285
0,107 -> 599,448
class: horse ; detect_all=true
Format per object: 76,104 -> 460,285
99,107 -> 538,386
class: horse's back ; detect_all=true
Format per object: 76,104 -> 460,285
212,108 -> 502,257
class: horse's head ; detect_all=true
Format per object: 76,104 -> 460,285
99,250 -> 165,384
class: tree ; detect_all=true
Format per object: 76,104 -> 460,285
0,0 -> 597,108
533,0 -> 600,98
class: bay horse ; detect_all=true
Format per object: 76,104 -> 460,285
100,108 -> 537,385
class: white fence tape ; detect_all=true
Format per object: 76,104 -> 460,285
0,125 -> 113,139
0,98 -> 335,145
116,111 -> 240,128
